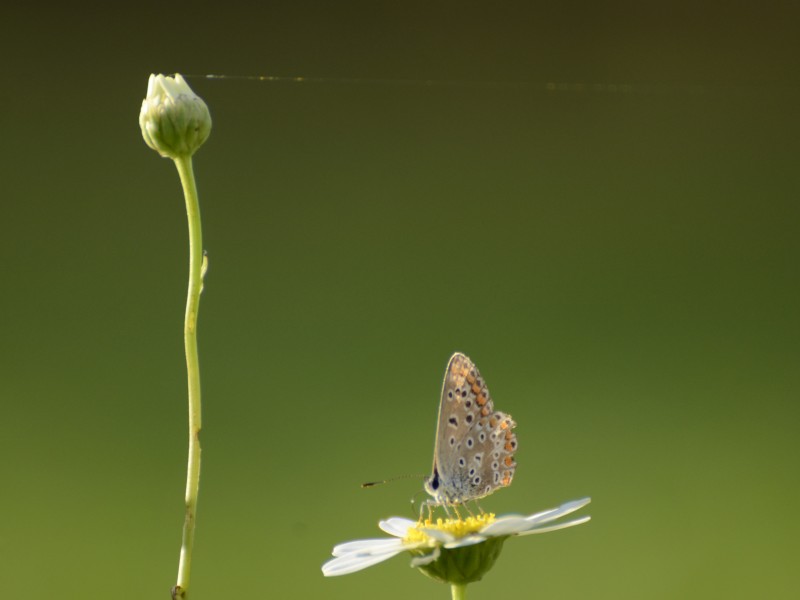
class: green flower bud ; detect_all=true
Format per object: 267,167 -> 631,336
139,73 -> 211,159
412,536 -> 507,585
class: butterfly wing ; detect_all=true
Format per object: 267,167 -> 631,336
430,353 -> 517,505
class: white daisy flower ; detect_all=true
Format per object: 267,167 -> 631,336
322,497 -> 591,589
139,73 -> 211,160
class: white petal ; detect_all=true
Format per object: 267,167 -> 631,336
516,515 -> 591,536
410,546 -> 441,567
525,497 -> 592,527
322,546 -> 406,576
419,527 -> 456,544
522,507 -> 560,524
379,517 -> 416,538
160,74 -> 183,100
145,74 -> 157,99
332,538 -> 404,557
480,516 -> 531,537
444,535 -> 487,549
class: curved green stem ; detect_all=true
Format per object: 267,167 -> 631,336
451,583 -> 467,600
172,155 -> 204,600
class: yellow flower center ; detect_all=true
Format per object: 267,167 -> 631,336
404,513 -> 496,544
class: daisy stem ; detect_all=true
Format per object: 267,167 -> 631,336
172,155 -> 205,600
451,583 -> 467,600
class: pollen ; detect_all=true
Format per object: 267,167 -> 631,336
407,513 -> 497,544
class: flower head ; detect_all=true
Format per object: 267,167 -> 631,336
322,497 -> 591,585
139,73 -> 211,159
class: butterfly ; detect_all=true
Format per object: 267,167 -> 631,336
424,353 -> 517,509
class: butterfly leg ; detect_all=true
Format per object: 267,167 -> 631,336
421,498 -> 439,522
427,500 -> 437,522
412,491 -> 429,519
462,501 -> 476,518
473,498 -> 484,515
440,501 -> 453,519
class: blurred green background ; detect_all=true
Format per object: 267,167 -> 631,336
2,3 -> 798,599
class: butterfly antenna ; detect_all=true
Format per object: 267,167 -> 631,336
361,474 -> 425,488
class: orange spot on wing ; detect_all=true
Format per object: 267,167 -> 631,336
505,430 -> 513,439
481,406 -> 490,417
489,417 -> 497,428
504,441 -> 514,451
476,394 -> 487,406
504,456 -> 514,466
502,474 -> 511,486
451,364 -> 466,378
500,421 -> 508,430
